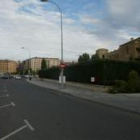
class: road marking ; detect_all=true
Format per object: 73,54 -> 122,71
0,102 -> 15,109
24,120 -> 35,131
0,94 -> 9,98
0,125 -> 27,140
11,102 -> 15,107
0,120 -> 35,140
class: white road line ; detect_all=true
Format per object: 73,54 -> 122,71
0,125 -> 27,140
0,102 -> 15,109
0,120 -> 35,140
0,94 -> 9,98
24,120 -> 35,131
11,102 -> 15,107
0,104 -> 11,109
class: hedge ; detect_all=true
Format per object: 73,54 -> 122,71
38,60 -> 140,85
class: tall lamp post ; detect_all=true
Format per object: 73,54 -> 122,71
41,0 -> 64,89
22,47 -> 31,77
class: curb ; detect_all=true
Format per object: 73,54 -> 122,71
27,79 -> 140,116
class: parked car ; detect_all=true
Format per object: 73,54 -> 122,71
1,76 -> 9,79
9,75 -> 14,79
15,75 -> 21,80
24,75 -> 30,78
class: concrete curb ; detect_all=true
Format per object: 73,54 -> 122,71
36,78 -> 108,92
27,78 -> 140,115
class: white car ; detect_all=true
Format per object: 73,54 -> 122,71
24,75 -> 30,78
15,75 -> 21,79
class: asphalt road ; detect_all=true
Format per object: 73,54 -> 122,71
0,79 -> 140,140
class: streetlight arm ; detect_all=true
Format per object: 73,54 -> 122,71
49,1 -> 62,14
41,0 -> 63,63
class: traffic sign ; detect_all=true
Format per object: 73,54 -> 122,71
60,63 -> 65,69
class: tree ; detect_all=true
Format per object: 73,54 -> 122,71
78,53 -> 90,63
41,58 -> 47,70
91,54 -> 99,61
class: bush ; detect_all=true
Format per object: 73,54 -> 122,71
108,87 -> 118,94
115,80 -> 127,93
38,60 -> 140,85
109,80 -> 127,94
109,70 -> 140,93
126,70 -> 140,93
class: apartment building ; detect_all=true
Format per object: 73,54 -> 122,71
0,60 -> 18,74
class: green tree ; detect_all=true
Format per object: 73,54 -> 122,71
78,53 -> 90,63
91,54 -> 99,61
41,58 -> 47,70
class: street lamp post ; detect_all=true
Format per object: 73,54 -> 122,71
41,0 -> 64,89
22,47 -> 31,78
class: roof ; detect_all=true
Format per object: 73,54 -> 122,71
0,59 -> 18,63
30,57 -> 60,60
120,37 -> 140,47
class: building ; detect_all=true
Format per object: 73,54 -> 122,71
108,37 -> 140,61
96,37 -> 140,61
0,60 -> 18,74
107,50 -> 119,60
22,57 -> 60,72
96,48 -> 109,59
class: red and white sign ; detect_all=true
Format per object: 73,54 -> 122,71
60,63 -> 66,69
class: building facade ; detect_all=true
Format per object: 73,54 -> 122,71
96,37 -> 140,61
22,57 -> 60,72
108,38 -> 140,61
107,50 -> 119,60
0,60 -> 18,74
96,48 -> 109,59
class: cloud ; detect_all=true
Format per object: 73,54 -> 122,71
0,0 -> 140,62
79,15 -> 101,24
0,0 -> 101,61
83,2 -> 96,10
83,0 -> 140,51
106,0 -> 140,30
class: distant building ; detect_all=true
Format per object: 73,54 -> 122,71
118,37 -> 140,60
107,50 -> 119,60
0,60 -> 18,74
96,48 -> 109,59
22,57 -> 60,72
96,37 -> 140,61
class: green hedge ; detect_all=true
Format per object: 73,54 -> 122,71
38,60 -> 140,85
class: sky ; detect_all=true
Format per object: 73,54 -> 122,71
0,0 -> 140,62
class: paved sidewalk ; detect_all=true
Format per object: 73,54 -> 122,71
27,78 -> 140,114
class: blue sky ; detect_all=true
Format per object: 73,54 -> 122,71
0,0 -> 140,61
